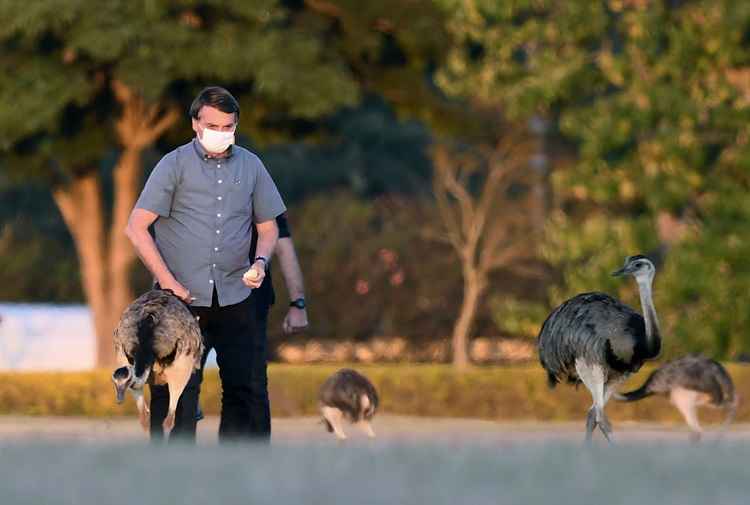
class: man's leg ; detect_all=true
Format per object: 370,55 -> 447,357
249,300 -> 271,436
195,343 -> 214,423
149,384 -> 169,442
213,293 -> 270,441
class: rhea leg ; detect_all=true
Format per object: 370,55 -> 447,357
321,406 -> 347,440
357,394 -> 376,438
358,420 -> 376,438
130,387 -> 150,432
671,388 -> 702,442
576,360 -> 612,443
584,408 -> 597,442
162,354 -> 195,435
718,396 -> 738,440
599,378 -> 626,439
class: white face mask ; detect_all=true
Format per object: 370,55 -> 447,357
198,126 -> 235,153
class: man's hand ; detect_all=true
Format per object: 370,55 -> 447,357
242,260 -> 266,288
160,280 -> 193,303
283,307 -> 308,334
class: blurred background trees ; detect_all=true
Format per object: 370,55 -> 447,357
438,0 -> 750,361
2,0 -> 750,366
0,0 -> 361,365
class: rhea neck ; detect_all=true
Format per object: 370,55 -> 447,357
635,272 -> 661,358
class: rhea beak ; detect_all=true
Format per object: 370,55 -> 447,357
112,366 -> 133,404
612,263 -> 636,276
611,267 -> 627,277
115,382 -> 128,404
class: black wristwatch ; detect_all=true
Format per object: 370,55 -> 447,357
289,297 -> 306,309
254,256 -> 268,268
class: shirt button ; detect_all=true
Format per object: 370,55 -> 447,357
217,213 -> 222,218
209,279 -> 214,284
217,164 -> 221,168
212,263 -> 216,268
214,247 -> 219,251
216,230 -> 220,234
217,196 -> 222,201
218,179 -> 223,184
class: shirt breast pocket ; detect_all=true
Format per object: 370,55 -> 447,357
228,175 -> 252,216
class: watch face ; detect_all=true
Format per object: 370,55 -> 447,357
291,299 -> 306,309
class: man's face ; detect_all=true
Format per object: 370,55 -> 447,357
192,106 -> 237,138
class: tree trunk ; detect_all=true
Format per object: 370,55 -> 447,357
432,137 -> 533,371
51,148 -> 145,368
451,271 -> 484,370
49,84 -> 177,368
108,148 -> 140,333
52,174 -> 115,367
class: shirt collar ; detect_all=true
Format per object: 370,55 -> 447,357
192,138 -> 235,161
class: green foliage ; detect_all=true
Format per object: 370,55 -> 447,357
540,189 -> 750,359
541,211 -> 658,307
0,222 -> 83,302
489,296 -> 548,340
439,0 -> 750,359
658,189 -> 750,359
4,0 -> 750,361
260,98 -> 434,204
0,0 -> 457,323
0,184 -> 82,301
0,0 -> 361,183
2,364 -> 749,424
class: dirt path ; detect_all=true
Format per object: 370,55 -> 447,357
1,415 -> 748,444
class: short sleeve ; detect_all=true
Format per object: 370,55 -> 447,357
276,212 -> 291,239
135,152 -> 178,217
251,155 -> 286,223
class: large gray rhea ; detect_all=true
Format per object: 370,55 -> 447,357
111,289 -> 204,435
537,255 -> 662,442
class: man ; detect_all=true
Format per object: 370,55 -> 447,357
252,213 -> 308,336
125,86 -> 286,442
195,213 -> 308,426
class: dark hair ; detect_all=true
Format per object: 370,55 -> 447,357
189,86 -> 240,120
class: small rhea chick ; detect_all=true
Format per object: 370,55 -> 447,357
614,354 -> 738,441
112,289 -> 203,435
319,368 -> 379,441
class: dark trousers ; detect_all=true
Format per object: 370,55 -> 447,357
150,289 -> 270,443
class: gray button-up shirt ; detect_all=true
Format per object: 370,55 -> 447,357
135,139 -> 286,307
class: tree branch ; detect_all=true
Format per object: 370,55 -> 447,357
433,169 -> 467,255
432,144 -> 475,238
112,80 -> 179,149
431,129 -> 537,369
485,242 -> 529,271
51,186 -> 79,236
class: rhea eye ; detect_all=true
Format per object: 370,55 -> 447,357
635,261 -> 644,267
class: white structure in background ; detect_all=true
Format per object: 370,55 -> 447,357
0,303 -> 217,370
0,303 -> 95,370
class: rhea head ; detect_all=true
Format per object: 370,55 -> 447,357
612,255 -> 655,283
111,365 -> 134,404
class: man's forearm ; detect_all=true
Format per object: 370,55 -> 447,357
276,237 -> 305,300
126,227 -> 177,287
254,222 -> 279,264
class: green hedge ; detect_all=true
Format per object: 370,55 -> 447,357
1,364 -> 748,423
